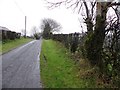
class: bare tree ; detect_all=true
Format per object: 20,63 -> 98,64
99,7 -> 120,87
41,18 -> 62,39
45,0 -> 120,66
31,26 -> 40,39
44,0 -> 120,87
31,26 -> 39,35
41,18 -> 62,32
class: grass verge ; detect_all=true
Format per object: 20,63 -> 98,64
0,37 -> 33,54
40,39 -> 97,88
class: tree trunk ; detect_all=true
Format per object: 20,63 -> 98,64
85,2 -> 107,70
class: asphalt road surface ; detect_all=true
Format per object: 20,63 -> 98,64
2,39 -> 42,88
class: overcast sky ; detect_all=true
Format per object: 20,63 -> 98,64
0,0 -> 84,36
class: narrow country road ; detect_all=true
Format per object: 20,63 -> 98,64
2,39 -> 42,88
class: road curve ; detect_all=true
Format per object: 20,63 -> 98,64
2,39 -> 42,88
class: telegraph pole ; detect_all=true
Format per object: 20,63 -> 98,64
25,16 -> 27,38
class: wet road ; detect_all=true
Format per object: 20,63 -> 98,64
2,39 -> 42,88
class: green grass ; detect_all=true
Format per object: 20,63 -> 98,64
40,39 -> 97,88
0,37 -> 33,54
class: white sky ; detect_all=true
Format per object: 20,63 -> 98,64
0,0 -> 83,36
